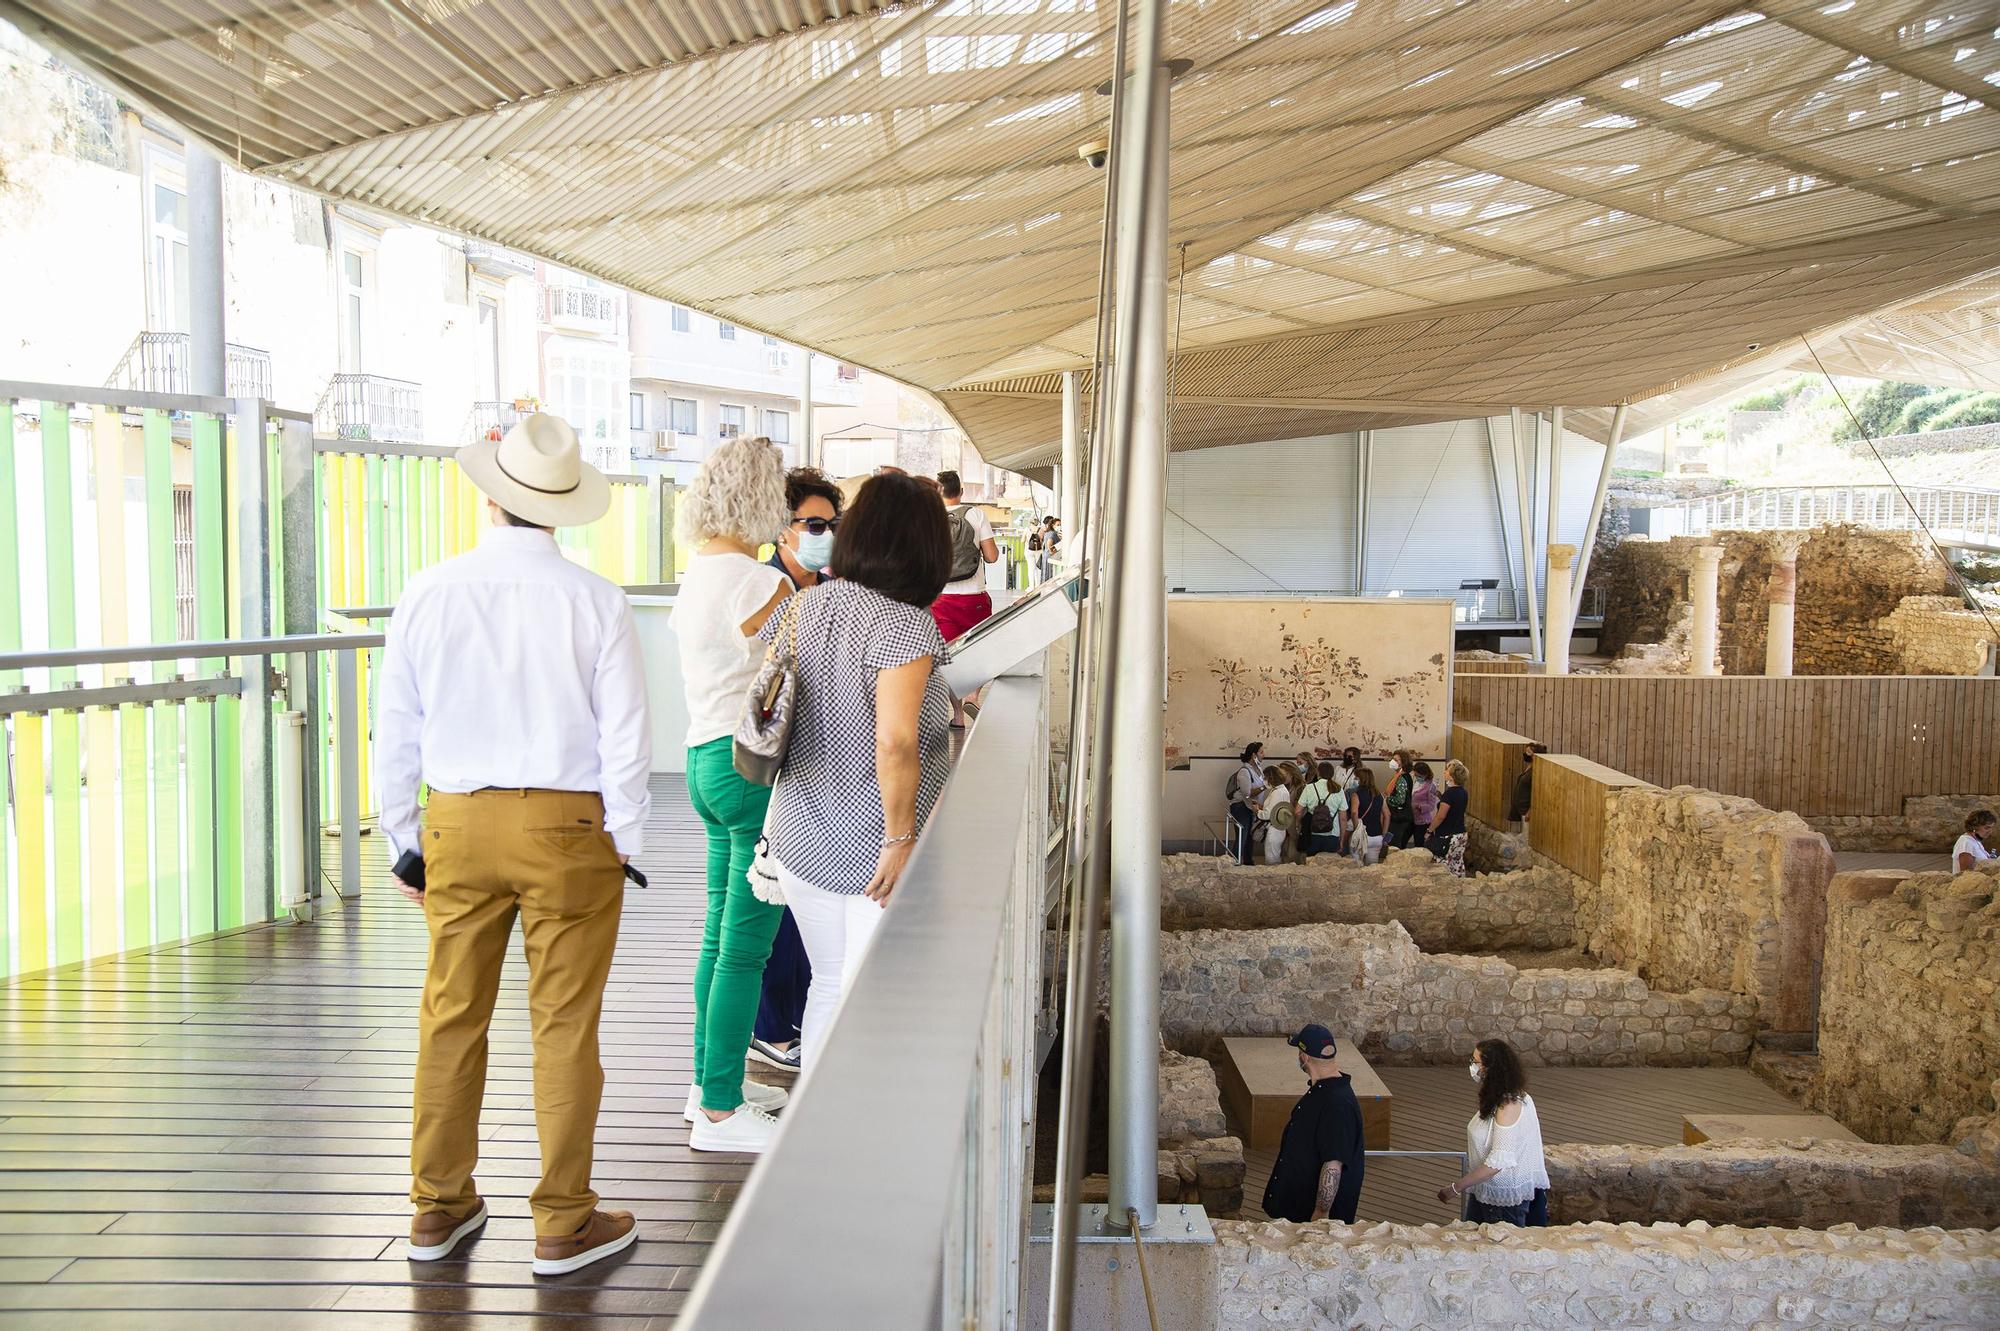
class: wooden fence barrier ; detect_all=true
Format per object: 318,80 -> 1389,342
1452,722 -> 1536,828
1455,675 -> 2000,818
1529,754 -> 1654,882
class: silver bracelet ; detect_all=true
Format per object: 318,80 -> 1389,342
882,832 -> 917,847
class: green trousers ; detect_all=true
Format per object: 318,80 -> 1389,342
685,737 -> 783,1113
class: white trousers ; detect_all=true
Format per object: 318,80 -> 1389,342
780,863 -> 886,1071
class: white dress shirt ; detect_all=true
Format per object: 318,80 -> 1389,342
374,525 -> 652,859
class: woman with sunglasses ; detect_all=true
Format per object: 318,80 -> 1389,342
767,467 -> 842,590
744,469 -> 843,1076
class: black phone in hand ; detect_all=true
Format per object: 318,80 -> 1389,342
393,850 -> 426,892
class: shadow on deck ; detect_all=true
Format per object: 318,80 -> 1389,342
0,780 -> 742,1330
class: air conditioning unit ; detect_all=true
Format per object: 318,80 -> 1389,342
652,430 -> 674,456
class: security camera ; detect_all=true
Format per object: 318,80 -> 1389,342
1078,137 -> 1109,169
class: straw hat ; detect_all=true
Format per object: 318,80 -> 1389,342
456,412 -> 610,528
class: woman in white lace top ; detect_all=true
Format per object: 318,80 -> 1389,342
1437,1038 -> 1549,1225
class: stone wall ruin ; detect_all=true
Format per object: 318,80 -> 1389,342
1151,921 -> 1756,1066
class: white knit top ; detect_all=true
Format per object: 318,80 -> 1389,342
1465,1094 -> 1550,1207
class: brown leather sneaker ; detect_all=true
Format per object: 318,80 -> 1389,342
407,1200 -> 487,1261
532,1208 -> 637,1276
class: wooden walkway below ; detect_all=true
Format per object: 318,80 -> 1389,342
0,781 -> 761,1330
1238,1064 -> 1802,1225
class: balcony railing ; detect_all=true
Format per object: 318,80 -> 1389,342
546,283 -> 622,335
315,373 -> 423,443
465,400 -> 521,442
1645,484 -> 2000,552
107,331 -> 273,400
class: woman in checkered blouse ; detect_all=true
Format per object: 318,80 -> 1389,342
762,472 -> 957,1068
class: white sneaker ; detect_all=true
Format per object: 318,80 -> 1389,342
688,1102 -> 781,1154
682,1078 -> 789,1122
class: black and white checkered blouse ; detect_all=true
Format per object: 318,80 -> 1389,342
763,580 -> 954,895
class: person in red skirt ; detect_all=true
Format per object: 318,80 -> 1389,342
930,470 -> 999,725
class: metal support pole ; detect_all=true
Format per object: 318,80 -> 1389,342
1571,403 -> 1628,624
1047,0 -> 1155,1321
1060,370 -> 1081,550
234,398 -> 274,924
1543,406 -> 1563,661
336,649 -> 362,898
800,350 -> 816,471
1106,54 -> 1168,1237
277,416 -> 321,903
188,144 -> 226,396
1485,416 -> 1519,619
1509,408 -> 1543,659
1354,429 -> 1371,593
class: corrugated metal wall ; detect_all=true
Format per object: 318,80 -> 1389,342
1165,434 -> 1359,592
1165,418 -> 1607,598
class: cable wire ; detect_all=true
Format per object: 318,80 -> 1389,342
1124,1207 -> 1163,1331
1801,335 -> 2000,653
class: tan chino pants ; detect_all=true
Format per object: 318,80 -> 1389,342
409,789 -> 625,1239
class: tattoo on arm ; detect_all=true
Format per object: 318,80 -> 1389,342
1313,1161 -> 1343,1219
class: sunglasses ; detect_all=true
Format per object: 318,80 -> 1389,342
791,516 -> 840,535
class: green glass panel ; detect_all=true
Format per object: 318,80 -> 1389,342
365,453 -> 384,605
423,459 -> 441,567
40,404 -> 77,685
267,426 -> 285,634
152,702 -> 182,943
0,404 -> 21,687
402,455 -> 422,595
216,696 -> 243,930
192,415 -> 226,670
384,454 -> 403,602
49,712 -> 82,965
0,714 -> 11,974
142,411 -> 176,682
186,698 -> 216,937
120,706 -> 149,948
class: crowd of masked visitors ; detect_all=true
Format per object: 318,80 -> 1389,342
1228,744 -> 1469,874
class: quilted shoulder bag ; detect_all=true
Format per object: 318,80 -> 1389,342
733,594 -> 801,785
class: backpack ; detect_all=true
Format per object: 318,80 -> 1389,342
1028,531 -> 1043,551
1309,792 -> 1335,836
945,504 -> 981,581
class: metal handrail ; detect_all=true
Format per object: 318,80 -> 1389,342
681,673 -> 1047,1329
0,631 -> 386,672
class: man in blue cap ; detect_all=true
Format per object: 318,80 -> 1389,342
1260,1022 -> 1366,1223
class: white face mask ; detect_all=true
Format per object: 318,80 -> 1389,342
795,530 -> 835,572
1468,1062 -> 1483,1082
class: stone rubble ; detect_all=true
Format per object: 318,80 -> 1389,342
1212,1218 -> 2000,1330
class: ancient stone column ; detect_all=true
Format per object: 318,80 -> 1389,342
1764,535 -> 1804,678
1689,545 -> 1724,676
1544,543 -> 1577,676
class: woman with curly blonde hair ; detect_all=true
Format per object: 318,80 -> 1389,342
671,436 -> 794,1153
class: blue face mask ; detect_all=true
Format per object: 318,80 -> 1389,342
796,530 -> 835,572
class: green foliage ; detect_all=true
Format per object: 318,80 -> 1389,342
1924,391 -> 2000,433
1735,387 -> 1790,412
1888,389 -> 1972,435
1831,381 -> 1932,442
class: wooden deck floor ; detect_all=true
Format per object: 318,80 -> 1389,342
1237,1064 -> 1803,1225
0,781 -> 768,1330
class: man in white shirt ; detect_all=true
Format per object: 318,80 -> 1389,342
930,469 -> 1000,725
375,413 -> 651,1278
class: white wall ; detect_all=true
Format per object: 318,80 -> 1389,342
1163,420 -> 1611,607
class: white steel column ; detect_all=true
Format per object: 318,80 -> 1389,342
1508,408 -> 1543,658
1572,403 -> 1629,623
1060,370 -> 1081,549
1105,55 -> 1168,1235
799,351 -> 816,470
1765,534 -> 1804,677
187,143 -> 226,396
1544,544 -> 1577,676
1689,545 -> 1724,676
1354,429 -> 1371,592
